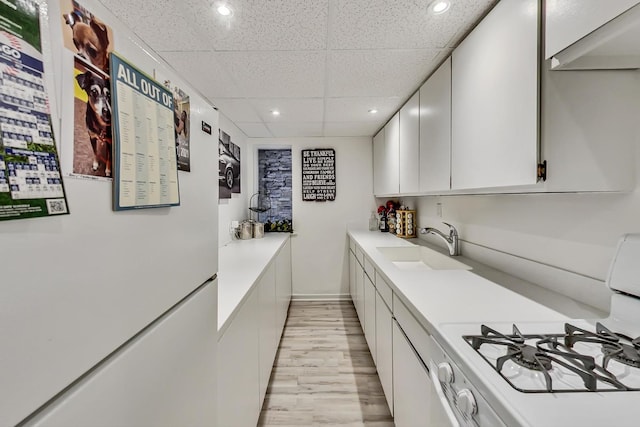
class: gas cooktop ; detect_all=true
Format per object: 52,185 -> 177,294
463,322 -> 640,393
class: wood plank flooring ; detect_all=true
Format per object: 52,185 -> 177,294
257,301 -> 394,427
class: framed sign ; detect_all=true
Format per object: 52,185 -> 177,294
110,52 -> 180,210
302,148 -> 335,201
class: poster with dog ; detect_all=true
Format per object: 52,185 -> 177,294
0,0 -> 70,221
60,0 -> 114,180
158,76 -> 191,172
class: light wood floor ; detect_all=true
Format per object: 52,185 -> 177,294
257,301 -> 395,427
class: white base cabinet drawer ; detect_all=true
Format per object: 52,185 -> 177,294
364,273 -> 377,365
376,292 -> 393,415
392,321 -> 432,427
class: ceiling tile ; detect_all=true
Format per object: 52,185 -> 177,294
325,97 -> 403,122
328,0 -> 497,50
266,122 -> 324,138
102,0 -> 216,51
249,98 -> 324,123
326,49 -> 440,98
436,0 -> 500,48
209,0 -> 328,51
158,51 -> 244,99
216,51 -> 326,98
235,122 -> 273,138
101,0 -> 495,138
211,98 -> 262,123
323,122 -> 381,137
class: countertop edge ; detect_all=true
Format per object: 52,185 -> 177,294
217,234 -> 290,337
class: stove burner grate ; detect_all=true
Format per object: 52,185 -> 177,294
464,322 -> 640,393
602,343 -> 640,368
505,344 -> 552,371
567,322 -> 640,370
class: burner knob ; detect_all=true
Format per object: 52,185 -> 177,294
437,362 -> 454,384
456,389 -> 477,417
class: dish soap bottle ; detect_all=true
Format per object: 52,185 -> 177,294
369,211 -> 378,231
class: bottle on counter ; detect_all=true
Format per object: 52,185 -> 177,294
379,212 -> 388,232
387,210 -> 396,234
369,211 -> 379,231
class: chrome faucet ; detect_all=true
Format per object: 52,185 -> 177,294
420,222 -> 460,256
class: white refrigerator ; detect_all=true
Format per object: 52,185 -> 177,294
0,0 -> 219,425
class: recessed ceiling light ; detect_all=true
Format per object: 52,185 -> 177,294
271,110 -> 280,116
430,1 -> 450,14
368,109 -> 378,114
217,4 -> 232,16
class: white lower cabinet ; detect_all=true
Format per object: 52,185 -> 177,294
258,263 -> 278,405
349,249 -> 356,301
349,238 -> 457,425
364,272 -> 377,365
355,257 -> 365,324
275,239 -> 292,333
393,320 -> 432,427
218,239 -> 292,427
375,292 -> 393,415
219,287 -> 260,427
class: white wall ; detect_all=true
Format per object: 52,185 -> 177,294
407,143 -> 640,311
247,137 -> 375,298
218,114 -> 249,247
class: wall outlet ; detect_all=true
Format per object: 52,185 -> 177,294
231,220 -> 239,229
436,202 -> 443,218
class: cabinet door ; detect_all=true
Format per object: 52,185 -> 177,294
258,264 -> 278,405
419,57 -> 451,192
381,113 -> 400,195
375,292 -> 393,415
373,130 -> 385,196
355,260 -> 365,325
541,68 -> 637,192
392,321 -> 432,427
349,250 -> 356,302
399,92 -> 420,194
219,288 -> 260,427
451,0 -> 539,190
364,273 -> 376,365
545,0 -> 640,60
275,238 -> 292,334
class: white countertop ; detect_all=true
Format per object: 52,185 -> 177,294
348,229 -> 640,427
348,229 -> 572,336
217,233 -> 289,336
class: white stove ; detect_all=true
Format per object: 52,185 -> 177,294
433,234 -> 640,427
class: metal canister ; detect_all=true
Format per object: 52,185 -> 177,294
238,220 -> 253,239
252,222 -> 264,239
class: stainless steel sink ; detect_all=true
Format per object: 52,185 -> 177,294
376,246 -> 472,271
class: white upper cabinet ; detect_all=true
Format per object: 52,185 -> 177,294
546,0 -> 640,69
383,113 -> 400,195
419,57 -> 451,193
373,113 -> 400,196
399,92 -> 420,194
451,0 -> 539,190
540,68 -> 638,192
372,129 -> 385,196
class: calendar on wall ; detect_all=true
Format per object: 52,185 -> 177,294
0,0 -> 69,221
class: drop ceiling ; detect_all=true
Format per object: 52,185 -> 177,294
99,0 -> 497,138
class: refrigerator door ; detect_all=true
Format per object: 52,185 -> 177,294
25,279 -> 218,427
